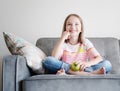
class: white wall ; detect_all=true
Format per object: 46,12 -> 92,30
0,0 -> 120,90
1,0 -> 120,56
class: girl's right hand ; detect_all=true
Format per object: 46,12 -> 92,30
61,31 -> 71,40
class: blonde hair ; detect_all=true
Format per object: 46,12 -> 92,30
62,14 -> 84,44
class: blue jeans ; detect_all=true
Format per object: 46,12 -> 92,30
43,56 -> 112,74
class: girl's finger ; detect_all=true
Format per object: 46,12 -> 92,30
80,64 -> 85,71
75,61 -> 80,64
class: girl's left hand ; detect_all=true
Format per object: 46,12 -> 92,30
75,61 -> 91,71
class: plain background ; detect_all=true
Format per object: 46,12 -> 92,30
0,0 -> 120,90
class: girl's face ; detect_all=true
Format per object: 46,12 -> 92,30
66,16 -> 81,37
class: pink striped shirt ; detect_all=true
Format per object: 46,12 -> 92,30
61,39 -> 99,64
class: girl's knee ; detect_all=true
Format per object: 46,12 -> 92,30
102,60 -> 112,73
103,60 -> 112,68
43,56 -> 54,66
43,56 -> 63,73
44,56 -> 56,61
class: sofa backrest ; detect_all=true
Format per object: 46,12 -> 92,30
88,38 -> 120,74
36,37 -> 120,74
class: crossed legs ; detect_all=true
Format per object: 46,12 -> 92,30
43,56 -> 112,75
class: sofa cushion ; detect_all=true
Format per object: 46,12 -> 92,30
36,38 -> 59,56
22,75 -> 120,91
36,37 -> 120,74
88,38 -> 120,74
3,32 -> 46,74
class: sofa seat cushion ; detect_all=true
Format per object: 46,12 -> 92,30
22,75 -> 120,91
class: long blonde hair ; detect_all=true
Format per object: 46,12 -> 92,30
62,14 -> 85,44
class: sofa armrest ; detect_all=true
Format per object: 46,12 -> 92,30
2,55 -> 31,91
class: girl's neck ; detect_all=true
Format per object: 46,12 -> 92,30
69,37 -> 79,45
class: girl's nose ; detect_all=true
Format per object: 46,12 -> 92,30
71,25 -> 76,29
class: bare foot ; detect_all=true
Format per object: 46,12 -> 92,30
56,69 -> 67,75
69,69 -> 92,76
68,67 -> 106,75
91,67 -> 106,74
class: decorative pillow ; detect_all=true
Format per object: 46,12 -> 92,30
3,32 -> 46,74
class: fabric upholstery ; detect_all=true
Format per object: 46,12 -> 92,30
2,55 -> 31,91
2,37 -> 120,91
36,38 -> 59,56
88,38 -> 120,74
22,75 -> 120,91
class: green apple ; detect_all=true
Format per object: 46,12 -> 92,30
71,62 -> 80,71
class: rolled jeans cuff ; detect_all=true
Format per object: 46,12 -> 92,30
61,62 -> 70,73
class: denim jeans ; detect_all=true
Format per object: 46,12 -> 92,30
43,56 -> 112,74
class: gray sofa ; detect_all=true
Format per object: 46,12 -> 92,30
2,37 -> 120,91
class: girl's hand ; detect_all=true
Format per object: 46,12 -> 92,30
61,31 -> 71,40
75,61 -> 91,71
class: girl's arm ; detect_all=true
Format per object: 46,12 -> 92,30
52,31 -> 70,59
77,48 -> 103,71
52,37 -> 65,59
87,47 -> 103,66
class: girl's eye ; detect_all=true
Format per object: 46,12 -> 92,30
75,23 -> 79,25
67,24 -> 72,25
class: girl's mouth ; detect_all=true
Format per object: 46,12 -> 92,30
69,30 -> 76,33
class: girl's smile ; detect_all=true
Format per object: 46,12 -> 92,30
66,16 -> 81,37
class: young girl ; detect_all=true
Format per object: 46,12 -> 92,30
43,14 -> 112,75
